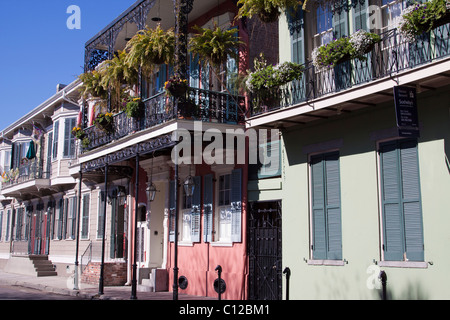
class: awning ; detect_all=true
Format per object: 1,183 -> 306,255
26,141 -> 36,160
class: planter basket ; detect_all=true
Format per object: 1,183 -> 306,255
126,101 -> 145,118
167,84 -> 188,98
432,12 -> 450,29
257,6 -> 280,23
95,117 -> 113,133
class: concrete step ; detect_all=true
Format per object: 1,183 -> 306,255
37,270 -> 58,277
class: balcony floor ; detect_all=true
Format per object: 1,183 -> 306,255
247,56 -> 450,129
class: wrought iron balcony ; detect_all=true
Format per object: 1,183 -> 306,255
250,24 -> 450,116
1,160 -> 49,188
82,87 -> 245,151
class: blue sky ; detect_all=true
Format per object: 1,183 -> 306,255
0,0 -> 137,131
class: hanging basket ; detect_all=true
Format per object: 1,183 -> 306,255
257,5 -> 280,23
432,11 -> 450,29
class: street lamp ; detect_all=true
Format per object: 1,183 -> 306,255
183,175 -> 195,198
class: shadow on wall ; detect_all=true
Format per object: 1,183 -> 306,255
377,281 -> 430,300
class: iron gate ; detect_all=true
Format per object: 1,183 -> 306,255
248,200 -> 282,300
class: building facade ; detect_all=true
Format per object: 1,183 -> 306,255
247,0 -> 450,299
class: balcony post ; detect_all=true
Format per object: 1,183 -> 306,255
172,0 -> 193,301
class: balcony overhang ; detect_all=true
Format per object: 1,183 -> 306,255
1,178 -> 54,201
246,57 -> 450,130
78,119 -> 245,173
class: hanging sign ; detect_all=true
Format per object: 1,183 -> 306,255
393,86 -> 420,138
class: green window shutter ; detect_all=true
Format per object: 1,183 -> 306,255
380,140 -> 424,261
203,174 -> 214,243
258,140 -> 282,179
190,176 -> 202,243
399,140 -> 424,261
81,194 -> 90,239
324,153 -> 342,260
52,121 -> 59,159
352,0 -> 368,32
288,5 -> 305,64
380,141 -> 405,261
231,169 -> 243,243
110,189 -> 117,259
311,155 -> 327,259
311,152 -> 342,260
63,118 -> 76,158
189,53 -> 200,89
97,191 -> 105,239
169,180 -> 176,242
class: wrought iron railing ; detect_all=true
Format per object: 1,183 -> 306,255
80,241 -> 92,274
2,160 -> 49,188
251,23 -> 450,116
82,88 -> 245,151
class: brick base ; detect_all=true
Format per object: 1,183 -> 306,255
81,262 -> 127,286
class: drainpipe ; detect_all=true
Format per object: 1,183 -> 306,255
379,271 -> 387,300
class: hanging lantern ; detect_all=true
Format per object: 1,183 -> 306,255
183,175 -> 195,197
146,183 -> 157,202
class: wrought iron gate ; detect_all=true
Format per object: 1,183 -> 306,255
248,201 -> 282,300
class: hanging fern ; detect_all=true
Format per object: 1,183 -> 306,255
189,24 -> 242,69
125,24 -> 175,77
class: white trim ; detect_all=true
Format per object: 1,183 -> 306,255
378,261 -> 428,268
307,259 -> 346,266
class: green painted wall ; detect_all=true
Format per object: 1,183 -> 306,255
250,84 -> 450,299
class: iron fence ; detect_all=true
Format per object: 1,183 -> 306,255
251,23 -> 450,116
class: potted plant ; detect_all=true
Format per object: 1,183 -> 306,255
164,76 -> 188,97
189,23 -> 242,69
78,69 -> 109,101
72,126 -> 86,140
125,24 -> 175,77
81,137 -> 91,149
125,97 -> 145,118
398,0 -> 450,43
312,30 -> 381,70
236,0 -> 303,23
100,50 -> 138,110
246,54 -> 304,108
94,112 -> 114,133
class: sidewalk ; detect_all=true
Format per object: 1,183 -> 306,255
0,270 -> 215,300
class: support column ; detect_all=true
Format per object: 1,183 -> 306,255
99,164 -> 109,295
74,168 -> 83,290
172,0 -> 193,302
131,154 -> 140,300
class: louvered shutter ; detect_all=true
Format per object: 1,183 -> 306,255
203,174 -> 214,243
311,155 -> 327,259
380,141 -> 406,261
81,194 -> 90,239
259,140 -> 281,179
324,153 -> 342,260
231,169 -> 243,243
190,53 -> 200,88
169,180 -> 176,242
190,176 -> 201,243
399,140 -> 424,261
311,152 -> 342,260
97,191 -> 105,239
